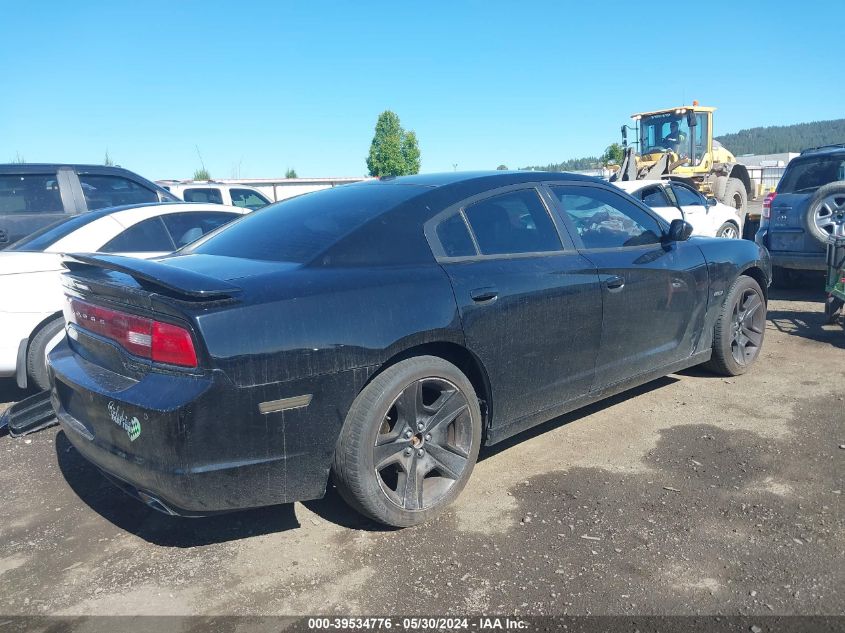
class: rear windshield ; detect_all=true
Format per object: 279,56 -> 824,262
184,183 -> 425,263
6,212 -> 105,251
778,156 -> 845,194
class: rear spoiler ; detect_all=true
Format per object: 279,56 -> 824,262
62,253 -> 241,300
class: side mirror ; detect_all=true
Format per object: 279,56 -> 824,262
666,219 -> 694,242
686,111 -> 697,127
705,196 -> 718,208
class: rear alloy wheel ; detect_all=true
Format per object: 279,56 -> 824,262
705,276 -> 766,376
333,356 -> 482,527
716,222 -> 739,239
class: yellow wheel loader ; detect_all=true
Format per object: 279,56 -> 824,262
610,104 -> 758,239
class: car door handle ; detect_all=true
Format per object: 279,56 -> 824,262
470,287 -> 498,304
605,275 -> 625,291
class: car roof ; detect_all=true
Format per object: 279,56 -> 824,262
348,170 -> 603,189
0,163 -> 142,175
797,144 -> 845,157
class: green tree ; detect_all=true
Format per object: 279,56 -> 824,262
366,110 -> 421,177
401,131 -> 421,175
193,167 -> 211,180
601,143 -> 624,165
496,164 -> 508,170
104,150 -> 114,166
285,167 -> 298,178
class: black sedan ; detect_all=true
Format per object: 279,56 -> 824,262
47,171 -> 771,527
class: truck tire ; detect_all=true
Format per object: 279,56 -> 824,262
722,177 -> 747,215
803,182 -> 845,244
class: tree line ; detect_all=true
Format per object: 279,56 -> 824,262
715,118 -> 845,155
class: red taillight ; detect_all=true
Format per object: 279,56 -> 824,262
762,192 -> 776,219
151,320 -> 197,367
65,297 -> 197,368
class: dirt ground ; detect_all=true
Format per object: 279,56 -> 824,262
0,284 -> 842,617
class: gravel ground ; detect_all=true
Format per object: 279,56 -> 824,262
0,284 -> 842,617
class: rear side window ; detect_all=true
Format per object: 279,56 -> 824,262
778,157 -> 845,194
161,212 -> 240,248
185,183 -> 426,263
436,213 -> 476,257
183,188 -> 224,204
463,189 -> 562,255
101,217 -> 175,252
229,188 -> 270,210
640,186 -> 671,207
79,174 -> 158,210
0,174 -> 63,214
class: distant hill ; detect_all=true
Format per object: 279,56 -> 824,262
716,119 -> 845,155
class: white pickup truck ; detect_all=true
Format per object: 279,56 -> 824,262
160,181 -> 271,211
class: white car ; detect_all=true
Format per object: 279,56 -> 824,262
161,182 -> 272,211
613,179 -> 742,238
0,202 -> 248,391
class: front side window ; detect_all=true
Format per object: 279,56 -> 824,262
101,217 -> 175,252
229,188 -> 270,210
463,189 -> 562,255
551,185 -> 663,249
0,174 -> 63,214
671,184 -> 704,207
78,174 -> 158,210
183,188 -> 224,205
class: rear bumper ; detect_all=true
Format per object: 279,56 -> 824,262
48,338 -> 362,516
755,228 -> 826,271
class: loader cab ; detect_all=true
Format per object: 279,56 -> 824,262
635,108 -> 712,171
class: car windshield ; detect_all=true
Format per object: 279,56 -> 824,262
778,156 -> 845,194
6,213 -> 105,252
183,183 -> 426,263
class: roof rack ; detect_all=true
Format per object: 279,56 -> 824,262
800,143 -> 845,155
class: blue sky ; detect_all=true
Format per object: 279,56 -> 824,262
2,1 -> 843,180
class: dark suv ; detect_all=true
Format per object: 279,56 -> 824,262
756,145 -> 845,282
0,164 -> 177,248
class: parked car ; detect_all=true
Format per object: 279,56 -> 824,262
0,164 -> 178,248
0,202 -> 247,391
161,182 -> 271,211
614,179 -> 743,238
48,172 -> 770,527
756,144 -> 845,284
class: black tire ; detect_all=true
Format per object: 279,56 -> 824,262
26,317 -> 65,391
803,182 -> 845,244
332,356 -> 482,527
704,276 -> 766,376
771,266 -> 802,289
715,221 -> 740,239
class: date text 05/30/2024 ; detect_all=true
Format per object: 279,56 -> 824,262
307,617 -> 528,630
